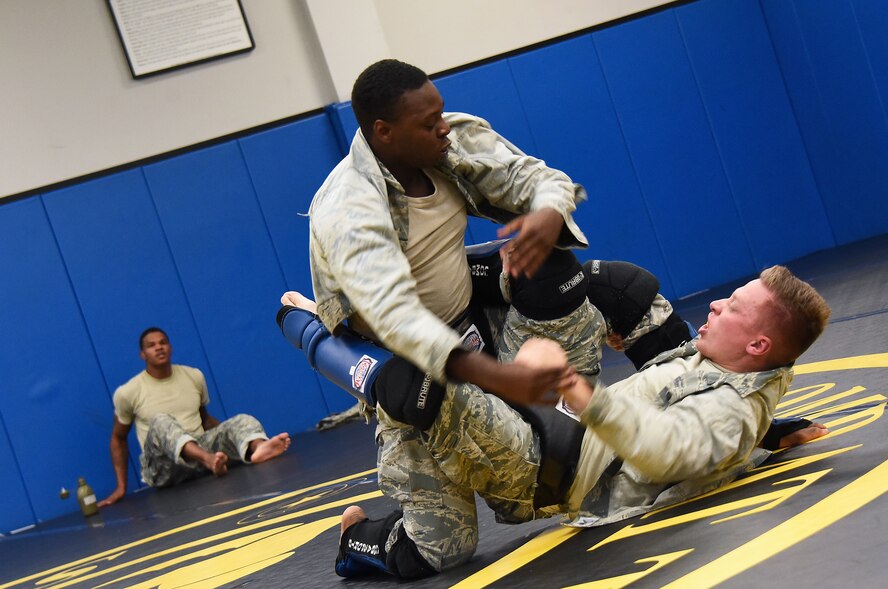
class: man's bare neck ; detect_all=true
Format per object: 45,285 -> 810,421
146,364 -> 173,379
376,153 -> 433,197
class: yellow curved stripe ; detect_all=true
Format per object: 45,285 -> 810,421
0,468 -> 378,589
660,457 -> 888,589
448,526 -> 581,589
793,353 -> 888,375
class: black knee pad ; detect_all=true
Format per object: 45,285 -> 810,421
511,249 -> 589,320
625,311 -> 693,369
466,240 -> 507,307
583,260 -> 660,337
373,357 -> 446,430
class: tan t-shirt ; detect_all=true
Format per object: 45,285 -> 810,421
113,364 -> 209,449
404,168 -> 472,325
349,168 -> 473,339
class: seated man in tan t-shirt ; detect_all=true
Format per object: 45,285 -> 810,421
98,327 -> 291,506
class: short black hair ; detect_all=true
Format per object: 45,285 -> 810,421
139,327 -> 168,349
351,59 -> 429,138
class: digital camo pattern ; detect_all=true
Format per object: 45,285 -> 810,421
375,381 -> 541,572
620,294 -> 674,350
569,342 -> 792,528
657,344 -> 793,405
309,112 -> 587,383
140,413 -> 267,488
497,299 -> 607,379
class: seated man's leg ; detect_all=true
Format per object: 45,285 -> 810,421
199,414 -> 290,464
141,413 -> 212,487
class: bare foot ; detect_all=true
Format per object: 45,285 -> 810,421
779,422 -> 830,449
281,291 -> 317,313
250,433 -> 291,463
182,442 -> 228,476
203,452 -> 228,476
341,505 -> 367,538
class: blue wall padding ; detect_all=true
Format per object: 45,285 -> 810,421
43,170 -> 220,496
328,103 -> 359,148
434,61 -> 540,156
0,414 -> 34,534
675,0 -> 836,267
0,198 -> 115,523
593,10 -> 758,297
3,0 -> 888,530
238,115 -> 338,293
760,0 -> 888,245
507,35 -> 676,299
142,142 -> 325,435
435,61 -> 541,245
239,115 -> 356,415
855,0 -> 888,106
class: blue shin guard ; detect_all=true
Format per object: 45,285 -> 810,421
277,305 -> 392,407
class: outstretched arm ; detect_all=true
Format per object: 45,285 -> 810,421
517,338 -> 760,484
98,417 -> 131,507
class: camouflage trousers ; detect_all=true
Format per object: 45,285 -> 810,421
375,301 -> 605,572
140,413 -> 268,488
376,386 -> 540,571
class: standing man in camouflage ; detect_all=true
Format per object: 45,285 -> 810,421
98,327 -> 291,506
334,266 -> 831,579
307,58 -> 599,402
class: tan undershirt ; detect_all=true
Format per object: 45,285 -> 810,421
405,168 -> 472,324
350,169 -> 472,338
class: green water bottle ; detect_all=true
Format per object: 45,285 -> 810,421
76,477 -> 98,517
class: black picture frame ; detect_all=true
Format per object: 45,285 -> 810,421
107,0 -> 255,79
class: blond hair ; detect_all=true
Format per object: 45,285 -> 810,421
759,265 -> 831,364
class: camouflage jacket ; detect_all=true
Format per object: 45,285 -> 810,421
567,341 -> 792,527
308,112 -> 588,382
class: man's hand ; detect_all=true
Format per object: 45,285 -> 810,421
489,362 -> 577,405
515,338 -> 596,412
98,486 -> 125,507
446,347 -> 575,405
497,208 -> 564,278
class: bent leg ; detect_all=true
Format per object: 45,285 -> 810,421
368,376 -> 542,575
140,413 -> 203,487
375,414 -> 480,574
423,381 -> 542,524
498,300 -> 606,379
199,413 -> 272,463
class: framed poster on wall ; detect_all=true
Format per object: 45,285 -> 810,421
107,0 -> 255,79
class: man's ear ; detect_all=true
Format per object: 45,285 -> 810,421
747,335 -> 772,357
373,119 -> 393,144
139,349 -> 147,362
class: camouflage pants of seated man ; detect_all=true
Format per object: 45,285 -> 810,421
140,413 -> 268,488
376,301 -> 605,572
